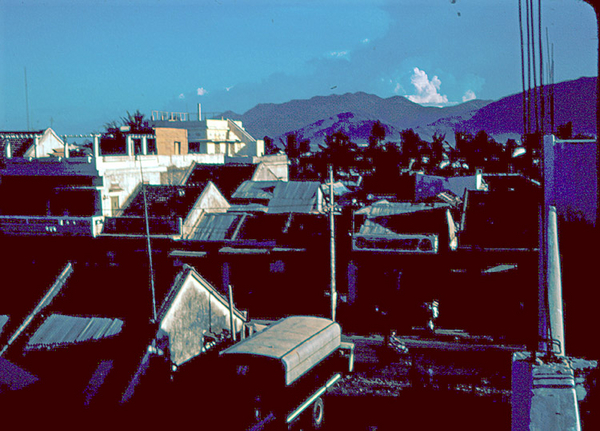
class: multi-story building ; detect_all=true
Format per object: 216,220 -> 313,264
0,117 -> 283,238
150,104 -> 264,158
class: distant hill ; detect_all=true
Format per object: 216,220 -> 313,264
222,93 -> 490,146
221,77 -> 596,147
457,76 -> 597,139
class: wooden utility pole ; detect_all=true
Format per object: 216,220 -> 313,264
329,165 -> 337,322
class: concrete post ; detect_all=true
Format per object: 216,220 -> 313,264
142,136 -> 148,155
547,206 -> 565,356
126,135 -> 133,156
63,136 -> 69,158
34,135 -> 40,158
93,135 -> 100,158
4,140 -> 11,159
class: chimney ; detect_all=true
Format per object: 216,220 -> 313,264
198,103 -> 202,121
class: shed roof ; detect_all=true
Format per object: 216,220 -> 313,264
25,314 -> 123,350
231,181 -> 281,201
186,213 -> 246,241
415,173 -> 485,202
356,201 -> 450,217
0,315 -> 7,336
268,181 -> 321,214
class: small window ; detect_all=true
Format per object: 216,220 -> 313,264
174,141 -> 181,155
147,138 -> 157,155
110,196 -> 120,215
133,138 -> 143,155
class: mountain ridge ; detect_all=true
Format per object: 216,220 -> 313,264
221,76 -> 596,146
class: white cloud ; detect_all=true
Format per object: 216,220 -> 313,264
178,93 -> 185,99
406,67 -> 448,106
330,51 -> 349,58
197,87 -> 208,96
394,82 -> 405,94
462,89 -> 476,102
361,38 -> 370,44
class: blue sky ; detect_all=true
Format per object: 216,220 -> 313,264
0,0 -> 597,135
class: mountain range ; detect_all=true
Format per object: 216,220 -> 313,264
222,76 -> 596,148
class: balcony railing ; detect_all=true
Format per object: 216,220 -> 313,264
102,216 -> 182,238
0,215 -> 104,237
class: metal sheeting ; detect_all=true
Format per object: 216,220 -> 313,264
268,182 -> 320,214
355,201 -> 450,218
357,219 -> 396,236
415,173 -> 485,202
0,315 -> 7,336
231,181 -> 281,200
231,181 -> 321,214
221,316 -> 341,386
26,314 -> 123,349
187,213 -> 245,241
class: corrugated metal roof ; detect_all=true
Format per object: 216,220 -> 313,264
321,181 -> 351,197
268,181 -> 321,214
356,201 -> 450,217
228,203 -> 269,213
415,173 -> 485,202
187,213 -> 246,241
0,315 -> 8,336
357,219 -> 397,236
26,314 -> 123,350
231,181 -> 281,200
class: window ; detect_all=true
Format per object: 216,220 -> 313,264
174,141 -> 181,155
189,142 -> 201,153
147,138 -> 157,155
110,196 -> 120,215
133,138 -> 143,155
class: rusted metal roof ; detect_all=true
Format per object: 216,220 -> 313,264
26,314 -> 123,350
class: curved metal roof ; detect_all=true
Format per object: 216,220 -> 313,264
220,315 -> 341,385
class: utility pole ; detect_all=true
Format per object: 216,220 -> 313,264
329,165 -> 337,322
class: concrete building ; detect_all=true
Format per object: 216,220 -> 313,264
151,105 -> 264,158
0,122 -> 285,237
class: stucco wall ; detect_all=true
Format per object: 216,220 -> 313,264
155,128 -> 188,156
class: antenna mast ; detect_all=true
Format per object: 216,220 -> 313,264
139,160 -> 157,323
24,67 -> 30,131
